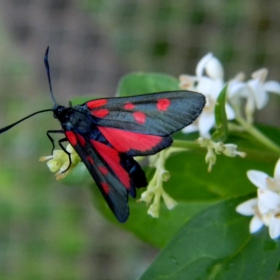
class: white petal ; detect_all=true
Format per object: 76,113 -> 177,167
269,212 -> 280,239
258,189 -> 280,213
247,170 -> 269,189
262,212 -> 272,226
198,112 -> 215,137
225,104 -> 235,120
236,198 -> 258,216
248,80 -> 268,109
274,158 -> 280,180
228,81 -> 248,99
231,72 -> 246,82
196,76 -> 217,95
250,215 -> 264,233
251,68 -> 268,83
257,91 -> 269,109
264,81 -> 280,94
209,80 -> 224,98
196,53 -> 213,77
205,56 -> 224,80
182,123 -> 198,134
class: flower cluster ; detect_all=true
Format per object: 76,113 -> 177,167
180,53 -> 280,135
180,53 -> 234,137
197,137 -> 246,172
180,53 -> 280,172
236,159 -> 280,239
229,68 -> 280,124
39,144 -> 80,180
139,147 -> 185,218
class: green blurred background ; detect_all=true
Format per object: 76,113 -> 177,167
0,0 -> 279,279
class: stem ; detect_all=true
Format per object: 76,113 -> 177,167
235,115 -> 280,155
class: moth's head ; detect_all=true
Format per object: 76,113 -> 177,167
52,104 -> 68,121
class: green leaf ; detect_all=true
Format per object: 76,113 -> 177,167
89,139 -> 276,247
87,125 -> 280,247
140,197 -> 280,280
164,145 -> 275,201
116,72 -> 180,97
91,187 -> 215,248
212,85 -> 229,142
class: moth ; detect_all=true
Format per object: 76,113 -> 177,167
0,48 -> 205,222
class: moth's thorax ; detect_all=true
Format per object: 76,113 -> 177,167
53,104 -> 96,134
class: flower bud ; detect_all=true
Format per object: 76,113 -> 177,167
162,192 -> 178,210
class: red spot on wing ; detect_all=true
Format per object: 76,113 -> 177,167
124,102 -> 135,110
133,111 -> 146,124
98,166 -> 109,175
157,98 -> 171,111
86,156 -> 94,165
97,126 -> 163,153
65,131 -> 77,146
91,140 -> 130,188
76,134 -> 86,146
87,99 -> 107,109
91,109 -> 109,118
101,182 -> 110,194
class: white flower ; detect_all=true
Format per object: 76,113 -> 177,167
180,53 -> 234,137
247,158 -> 280,192
197,137 -> 245,172
236,158 -> 280,239
229,68 -> 280,123
39,144 -> 81,180
257,189 -> 280,214
236,198 -> 264,233
269,212 -> 280,239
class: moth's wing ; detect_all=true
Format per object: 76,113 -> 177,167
65,131 -> 147,222
84,91 -> 205,156
85,91 -> 205,135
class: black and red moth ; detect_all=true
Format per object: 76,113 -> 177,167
0,48 -> 205,222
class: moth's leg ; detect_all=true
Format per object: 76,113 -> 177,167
58,138 -> 72,173
46,130 -> 64,154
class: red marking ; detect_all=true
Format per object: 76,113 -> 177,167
65,131 -> 77,146
157,98 -> 171,111
91,109 -> 109,118
98,126 -> 163,153
76,134 -> 86,146
98,166 -> 109,175
87,99 -> 107,109
86,156 -> 94,165
91,140 -> 130,188
124,102 -> 135,110
101,182 -> 110,194
133,111 -> 146,124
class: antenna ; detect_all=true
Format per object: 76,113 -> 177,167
44,47 -> 57,105
0,47 -> 56,134
0,109 -> 53,133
